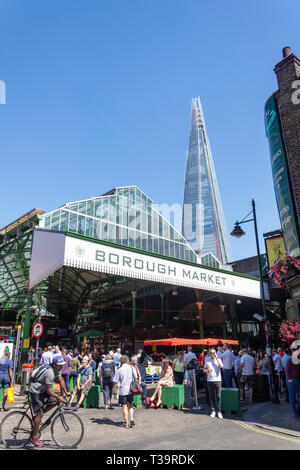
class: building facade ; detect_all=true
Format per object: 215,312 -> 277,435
265,47 -> 300,315
182,97 -> 232,265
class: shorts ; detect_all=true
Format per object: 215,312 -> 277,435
30,392 -> 57,417
239,375 -> 254,389
73,382 -> 92,396
119,394 -> 133,405
0,374 -> 11,389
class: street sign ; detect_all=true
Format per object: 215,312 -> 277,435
32,322 -> 43,338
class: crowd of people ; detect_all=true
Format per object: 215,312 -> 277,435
1,339 -> 300,447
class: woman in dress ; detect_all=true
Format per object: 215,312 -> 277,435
149,359 -> 174,407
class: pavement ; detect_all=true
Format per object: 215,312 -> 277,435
2,383 -> 300,450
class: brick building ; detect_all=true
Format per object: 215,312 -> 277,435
265,47 -> 300,316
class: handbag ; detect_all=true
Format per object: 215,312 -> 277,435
7,387 -> 14,404
130,366 -> 142,395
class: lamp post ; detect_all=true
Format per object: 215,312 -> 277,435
231,199 -> 279,404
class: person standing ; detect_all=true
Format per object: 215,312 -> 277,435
233,350 -> 242,388
61,347 -> 71,392
239,349 -> 255,402
40,345 -> 53,366
52,345 -> 62,360
172,352 -> 186,385
221,344 -> 235,388
27,346 -> 35,364
203,348 -> 224,419
138,351 -> 148,405
69,351 -> 81,391
100,354 -> 116,409
113,355 -> 138,429
285,340 -> 300,419
113,348 -> 121,369
0,351 -> 13,412
273,349 -> 283,395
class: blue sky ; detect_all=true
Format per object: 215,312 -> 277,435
0,0 -> 299,261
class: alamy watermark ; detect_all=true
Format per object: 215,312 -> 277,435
0,80 -> 6,104
291,80 -> 300,105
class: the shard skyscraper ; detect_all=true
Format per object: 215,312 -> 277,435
182,97 -> 232,265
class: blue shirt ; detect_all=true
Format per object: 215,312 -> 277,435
0,358 -> 12,374
281,354 -> 290,369
79,366 -> 93,384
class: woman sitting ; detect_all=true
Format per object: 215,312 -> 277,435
150,359 -> 174,407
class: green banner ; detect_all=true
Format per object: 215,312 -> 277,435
265,94 -> 300,258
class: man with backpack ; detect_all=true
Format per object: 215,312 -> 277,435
99,354 -> 116,409
28,356 -> 71,447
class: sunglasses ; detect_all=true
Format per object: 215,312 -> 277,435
292,346 -> 300,351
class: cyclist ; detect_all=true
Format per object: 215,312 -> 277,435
28,355 -> 71,447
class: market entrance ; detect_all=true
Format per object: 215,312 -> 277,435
26,229 -> 265,354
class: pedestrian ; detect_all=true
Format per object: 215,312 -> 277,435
0,351 -> 13,412
149,359 -> 174,407
69,350 -> 81,391
113,348 -> 121,369
221,344 -> 235,388
239,348 -> 255,402
172,351 -> 186,385
137,351 -> 148,406
183,346 -> 197,390
203,348 -> 224,419
88,353 -> 97,374
40,345 -> 53,365
285,340 -> 300,419
27,346 -> 35,364
52,345 -> 62,360
273,348 -> 283,395
73,347 -> 82,361
100,354 -> 116,409
68,358 -> 93,411
112,355 -> 138,428
233,350 -> 242,388
61,347 -> 71,392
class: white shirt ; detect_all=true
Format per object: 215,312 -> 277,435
204,357 -> 223,382
221,349 -> 235,369
183,352 -> 197,364
113,363 -> 137,396
273,354 -> 283,371
241,354 -> 254,376
41,351 -> 53,365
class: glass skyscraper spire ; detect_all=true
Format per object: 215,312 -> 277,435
182,97 -> 232,265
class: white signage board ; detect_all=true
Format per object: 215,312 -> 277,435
0,343 -> 13,357
30,230 -> 264,299
64,236 -> 262,299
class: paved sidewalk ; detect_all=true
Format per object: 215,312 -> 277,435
244,398 -> 300,438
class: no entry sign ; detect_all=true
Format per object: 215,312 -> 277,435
32,322 -> 44,338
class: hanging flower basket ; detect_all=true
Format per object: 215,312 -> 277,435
268,254 -> 300,288
279,320 -> 300,343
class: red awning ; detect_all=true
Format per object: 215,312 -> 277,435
144,338 -> 239,347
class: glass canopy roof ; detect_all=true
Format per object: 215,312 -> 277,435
41,186 -> 198,263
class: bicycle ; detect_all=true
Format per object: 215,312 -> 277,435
0,391 -> 84,449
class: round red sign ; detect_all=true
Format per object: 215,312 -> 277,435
32,322 -> 43,338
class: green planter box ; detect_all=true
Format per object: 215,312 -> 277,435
220,388 -> 240,414
161,385 -> 184,409
77,385 -> 101,408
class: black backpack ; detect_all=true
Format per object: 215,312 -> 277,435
187,359 -> 197,370
101,363 -> 112,379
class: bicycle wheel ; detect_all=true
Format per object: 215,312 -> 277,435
0,411 -> 33,448
51,411 -> 84,448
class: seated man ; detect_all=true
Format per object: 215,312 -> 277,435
68,358 -> 93,410
28,356 -> 71,448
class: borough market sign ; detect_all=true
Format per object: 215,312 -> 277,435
29,230 -> 262,299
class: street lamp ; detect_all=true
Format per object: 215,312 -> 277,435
231,199 -> 279,404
